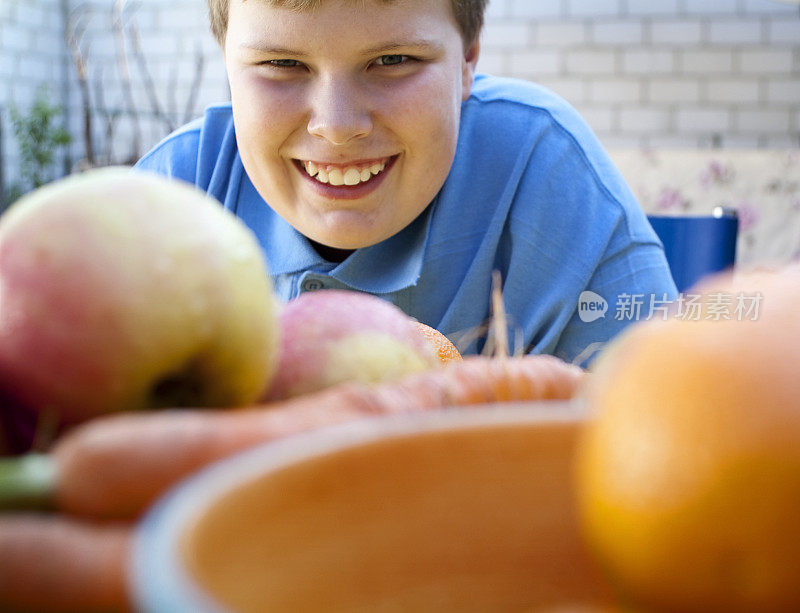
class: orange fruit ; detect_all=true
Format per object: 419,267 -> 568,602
575,267 -> 800,613
415,322 -> 462,363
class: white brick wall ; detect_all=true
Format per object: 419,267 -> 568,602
0,0 -> 231,201
2,0 -> 800,199
651,21 -> 704,45
60,0 -> 228,170
0,0 -> 68,202
478,0 -> 800,148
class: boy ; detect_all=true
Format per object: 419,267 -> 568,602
135,0 -> 677,364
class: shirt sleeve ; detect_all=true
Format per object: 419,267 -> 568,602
550,234 -> 678,367
488,88 -> 680,367
133,124 -> 202,186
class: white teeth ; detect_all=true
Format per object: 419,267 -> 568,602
328,168 -> 344,186
303,159 -> 389,185
344,168 -> 361,186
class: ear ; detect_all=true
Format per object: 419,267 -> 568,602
461,38 -> 480,101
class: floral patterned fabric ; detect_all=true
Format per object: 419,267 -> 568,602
609,149 -> 800,266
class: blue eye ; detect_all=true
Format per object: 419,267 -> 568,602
376,54 -> 407,66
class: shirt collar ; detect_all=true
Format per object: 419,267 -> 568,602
238,174 -> 435,294
330,204 -> 433,294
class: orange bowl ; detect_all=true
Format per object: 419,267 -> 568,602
132,403 -> 614,611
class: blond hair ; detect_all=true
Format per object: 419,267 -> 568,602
207,0 -> 486,48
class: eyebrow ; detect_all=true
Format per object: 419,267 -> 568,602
239,44 -> 309,56
239,39 -> 444,56
361,39 -> 444,55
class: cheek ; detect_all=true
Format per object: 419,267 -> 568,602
404,78 -> 462,181
382,70 -> 462,154
228,77 -> 301,197
230,72 -> 304,139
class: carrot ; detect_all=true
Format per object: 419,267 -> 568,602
0,354 -> 584,521
0,513 -> 131,613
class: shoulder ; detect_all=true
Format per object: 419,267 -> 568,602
467,73 -> 567,107
135,104 -> 236,190
144,103 -> 234,151
463,75 -> 615,179
460,75 -> 615,183
464,74 -> 590,136
461,75 -> 652,241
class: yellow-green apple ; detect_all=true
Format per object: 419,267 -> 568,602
262,289 -> 439,400
0,167 -> 280,431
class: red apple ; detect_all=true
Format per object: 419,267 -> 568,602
0,168 -> 280,432
263,289 -> 439,400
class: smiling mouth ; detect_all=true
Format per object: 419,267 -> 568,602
297,157 -> 394,186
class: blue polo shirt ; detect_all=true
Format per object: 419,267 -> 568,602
135,74 -> 677,364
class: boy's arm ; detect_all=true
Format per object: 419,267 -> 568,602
550,239 -> 678,367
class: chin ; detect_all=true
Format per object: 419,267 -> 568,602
314,234 -> 379,251
305,220 -> 392,252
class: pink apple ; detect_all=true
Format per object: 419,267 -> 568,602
263,289 -> 439,400
0,168 -> 280,430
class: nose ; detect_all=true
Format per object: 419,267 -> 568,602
306,77 -> 373,145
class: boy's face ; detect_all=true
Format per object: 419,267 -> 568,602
224,0 -> 478,250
